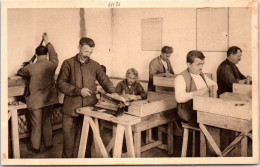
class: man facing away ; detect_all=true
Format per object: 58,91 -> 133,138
17,33 -> 58,153
148,46 -> 175,91
57,37 -> 116,158
217,46 -> 248,96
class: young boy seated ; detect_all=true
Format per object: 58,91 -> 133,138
116,68 -> 147,101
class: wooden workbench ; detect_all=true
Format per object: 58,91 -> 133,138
8,75 -> 63,159
76,91 -> 177,158
76,107 -> 141,158
194,93 -> 252,157
129,91 -> 177,157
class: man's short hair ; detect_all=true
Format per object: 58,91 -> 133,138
186,50 -> 205,64
161,46 -> 173,54
227,46 -> 242,57
79,37 -> 95,47
35,45 -> 48,56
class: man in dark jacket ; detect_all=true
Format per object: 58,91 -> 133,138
57,37 -> 116,158
217,46 -> 247,96
17,33 -> 58,153
148,46 -> 175,91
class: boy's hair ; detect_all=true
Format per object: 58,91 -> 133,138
161,46 -> 173,54
186,50 -> 205,64
126,68 -> 139,78
227,46 -> 242,57
79,37 -> 95,47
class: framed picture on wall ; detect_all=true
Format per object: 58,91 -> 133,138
141,17 -> 162,51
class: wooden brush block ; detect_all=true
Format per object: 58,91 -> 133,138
233,83 -> 252,97
219,92 -> 251,102
127,91 -> 177,117
153,73 -> 212,88
153,75 -> 177,88
8,86 -> 25,97
8,74 -> 59,97
193,95 -> 252,120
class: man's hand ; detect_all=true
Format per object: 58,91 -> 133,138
81,88 -> 92,97
192,88 -> 209,97
122,94 -> 131,102
42,32 -> 49,45
165,72 -> 175,78
128,94 -> 138,101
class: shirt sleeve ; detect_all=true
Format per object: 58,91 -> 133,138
17,65 -> 30,77
56,60 -> 82,96
46,43 -> 59,67
136,82 -> 147,99
220,65 -> 239,90
115,81 -> 123,95
174,75 -> 193,103
96,65 -> 116,93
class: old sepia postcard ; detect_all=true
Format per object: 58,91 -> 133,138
1,0 -> 258,165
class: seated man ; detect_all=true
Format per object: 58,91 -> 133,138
148,46 -> 175,91
217,46 -> 248,96
217,46 -> 250,150
174,50 -> 217,126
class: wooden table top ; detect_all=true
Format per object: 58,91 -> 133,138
77,106 -> 141,126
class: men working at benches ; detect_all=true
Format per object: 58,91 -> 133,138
217,46 -> 249,96
174,50 -> 217,126
57,37 -> 117,158
17,33 -> 58,153
148,46 -> 175,91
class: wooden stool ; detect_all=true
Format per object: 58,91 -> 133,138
181,122 -> 200,157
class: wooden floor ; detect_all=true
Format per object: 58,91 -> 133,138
17,128 -> 251,158
19,128 -> 172,158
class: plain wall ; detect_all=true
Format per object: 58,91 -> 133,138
8,8 -> 80,77
111,8 -> 197,80
8,7 -> 252,82
110,7 -> 252,82
83,8 -> 113,76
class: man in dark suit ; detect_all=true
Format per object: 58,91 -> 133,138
217,46 -> 247,96
57,37 -> 116,158
17,33 -> 58,153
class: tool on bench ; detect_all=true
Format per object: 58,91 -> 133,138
95,92 -> 129,117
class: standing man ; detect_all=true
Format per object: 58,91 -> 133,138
17,33 -> 58,153
217,46 -> 247,96
148,46 -> 175,91
174,50 -> 217,126
57,37 -> 116,158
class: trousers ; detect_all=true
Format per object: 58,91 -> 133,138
29,105 -> 54,149
62,114 -> 93,158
